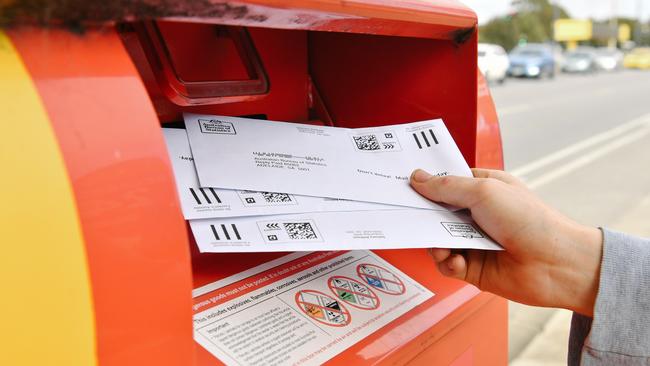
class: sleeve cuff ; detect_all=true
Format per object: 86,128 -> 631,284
585,228 -> 650,357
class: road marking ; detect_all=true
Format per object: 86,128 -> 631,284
593,87 -> 615,97
525,125 -> 650,189
511,112 -> 650,178
498,104 -> 532,116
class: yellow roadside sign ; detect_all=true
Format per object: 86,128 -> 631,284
618,24 -> 631,42
554,19 -> 593,42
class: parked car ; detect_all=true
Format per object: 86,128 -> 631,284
478,43 -> 510,84
562,48 -> 598,74
624,47 -> 650,69
594,48 -> 624,71
508,44 -> 556,78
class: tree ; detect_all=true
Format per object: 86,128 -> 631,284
479,0 -> 569,50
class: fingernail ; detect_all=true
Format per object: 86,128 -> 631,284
411,169 -> 433,183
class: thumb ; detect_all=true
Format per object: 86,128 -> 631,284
410,169 -> 484,209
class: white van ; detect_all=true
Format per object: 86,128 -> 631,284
478,43 -> 510,84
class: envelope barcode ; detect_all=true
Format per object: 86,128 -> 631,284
412,129 -> 439,149
353,135 -> 381,151
210,224 -> 242,241
261,192 -> 293,203
284,222 -> 318,240
189,187 -> 222,205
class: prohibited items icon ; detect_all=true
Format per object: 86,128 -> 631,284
357,263 -> 406,295
295,289 -> 351,327
328,276 -> 380,310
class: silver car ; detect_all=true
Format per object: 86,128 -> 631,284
562,49 -> 598,74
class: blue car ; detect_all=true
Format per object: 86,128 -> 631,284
508,44 -> 556,79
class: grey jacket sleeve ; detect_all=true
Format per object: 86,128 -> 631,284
568,228 -> 650,365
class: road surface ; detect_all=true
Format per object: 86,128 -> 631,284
488,70 -> 650,364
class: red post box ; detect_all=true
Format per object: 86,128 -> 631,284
1,1 -> 505,365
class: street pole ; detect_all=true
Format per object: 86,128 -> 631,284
551,0 -> 559,44
635,0 -> 643,44
609,0 -> 619,48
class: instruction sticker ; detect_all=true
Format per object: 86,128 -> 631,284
192,250 -> 434,366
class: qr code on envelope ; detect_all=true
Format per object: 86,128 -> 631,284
237,190 -> 297,207
351,131 -> 402,152
353,135 -> 381,151
261,192 -> 293,203
284,222 -> 318,240
257,219 -> 323,243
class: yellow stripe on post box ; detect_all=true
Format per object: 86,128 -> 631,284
0,31 -> 97,366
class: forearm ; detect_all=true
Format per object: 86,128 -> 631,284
552,223 -> 603,317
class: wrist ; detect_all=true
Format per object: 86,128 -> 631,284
554,224 -> 603,317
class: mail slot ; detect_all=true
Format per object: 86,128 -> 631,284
2,1 -> 506,365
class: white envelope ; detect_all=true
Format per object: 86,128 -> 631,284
189,209 -> 502,253
185,114 -> 472,210
163,128 -> 409,219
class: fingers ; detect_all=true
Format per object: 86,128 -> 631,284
410,169 -> 493,208
428,249 -> 467,280
428,248 -> 450,262
436,253 -> 468,280
428,248 -> 485,288
471,168 -> 527,189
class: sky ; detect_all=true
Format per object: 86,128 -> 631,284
460,0 -> 649,24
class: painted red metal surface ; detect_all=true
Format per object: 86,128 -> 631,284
121,22 -> 481,163
476,71 -> 505,169
136,0 -> 477,39
7,0 -> 506,364
121,24 -> 310,123
9,28 -> 194,366
308,30 -> 479,165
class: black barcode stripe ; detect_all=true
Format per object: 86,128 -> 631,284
199,188 -> 212,204
421,131 -> 431,147
231,224 -> 241,240
210,225 -> 220,240
189,188 -> 202,205
429,129 -> 439,144
412,133 -> 422,149
221,224 -> 231,240
209,188 -> 221,203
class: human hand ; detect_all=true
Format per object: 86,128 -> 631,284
410,168 -> 603,317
